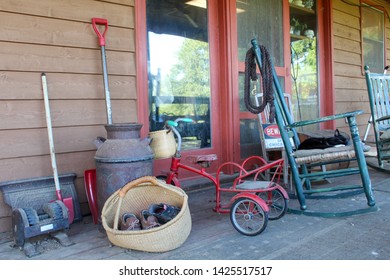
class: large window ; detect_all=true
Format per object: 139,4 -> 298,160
146,0 -> 211,149
362,5 -> 385,73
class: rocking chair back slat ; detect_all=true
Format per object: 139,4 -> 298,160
368,73 -> 390,128
364,65 -> 390,168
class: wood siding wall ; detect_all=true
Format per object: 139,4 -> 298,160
0,0 -> 136,232
332,0 -> 390,134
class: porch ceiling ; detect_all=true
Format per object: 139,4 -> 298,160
147,0 -> 208,41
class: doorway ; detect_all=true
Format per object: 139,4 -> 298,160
233,0 -> 289,162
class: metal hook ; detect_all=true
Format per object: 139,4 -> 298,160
251,83 -> 257,95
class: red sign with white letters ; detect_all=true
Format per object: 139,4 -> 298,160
262,124 -> 283,149
263,125 -> 280,138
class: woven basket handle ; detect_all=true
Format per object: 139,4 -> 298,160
113,176 -> 166,230
119,176 -> 162,198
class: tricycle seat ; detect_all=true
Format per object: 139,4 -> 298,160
235,180 -> 272,190
186,154 -> 217,167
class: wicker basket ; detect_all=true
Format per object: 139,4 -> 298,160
148,129 -> 176,159
101,176 -> 191,252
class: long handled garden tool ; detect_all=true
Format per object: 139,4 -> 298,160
41,73 -> 75,224
92,17 -> 112,125
84,18 -> 111,224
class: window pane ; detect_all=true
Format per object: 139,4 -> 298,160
238,73 -> 285,159
363,6 -> 384,73
236,0 -> 284,66
291,38 -> 318,127
289,0 -> 319,129
240,119 -> 262,159
238,74 -> 285,112
146,0 -> 211,149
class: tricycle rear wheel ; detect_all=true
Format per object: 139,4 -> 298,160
257,189 -> 288,220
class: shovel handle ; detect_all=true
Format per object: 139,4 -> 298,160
41,73 -> 61,194
92,18 -> 108,46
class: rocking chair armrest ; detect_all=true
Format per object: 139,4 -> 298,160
376,115 -> 390,122
287,110 -> 364,128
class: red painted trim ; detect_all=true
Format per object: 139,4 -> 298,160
207,0 -> 222,166
317,0 -> 335,129
134,0 -> 149,137
283,0 -> 292,94
224,0 -> 239,165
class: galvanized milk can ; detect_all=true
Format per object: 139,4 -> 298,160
94,123 -> 154,220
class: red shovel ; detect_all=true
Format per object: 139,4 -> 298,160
41,73 -> 75,224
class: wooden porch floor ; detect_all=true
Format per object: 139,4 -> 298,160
1,161 -> 390,260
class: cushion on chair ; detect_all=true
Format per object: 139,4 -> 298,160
294,145 -> 355,164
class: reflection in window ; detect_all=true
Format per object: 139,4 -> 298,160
146,0 -> 211,149
291,38 -> 318,129
362,5 -> 384,73
236,0 -> 284,66
238,74 -> 285,158
289,0 -> 318,130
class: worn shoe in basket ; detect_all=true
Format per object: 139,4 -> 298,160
148,203 -> 181,224
120,213 -> 141,231
140,210 -> 161,230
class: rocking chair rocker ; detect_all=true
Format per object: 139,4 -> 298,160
248,39 -> 376,217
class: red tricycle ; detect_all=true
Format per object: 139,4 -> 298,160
157,118 -> 289,236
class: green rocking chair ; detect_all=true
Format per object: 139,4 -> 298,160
248,39 -> 376,217
364,65 -> 390,171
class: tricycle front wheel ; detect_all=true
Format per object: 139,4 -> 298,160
230,197 -> 268,236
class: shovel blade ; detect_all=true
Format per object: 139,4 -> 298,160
63,197 -> 74,224
84,169 -> 98,224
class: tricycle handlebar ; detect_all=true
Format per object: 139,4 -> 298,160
166,120 -> 177,127
165,118 -> 193,156
166,118 -> 193,128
